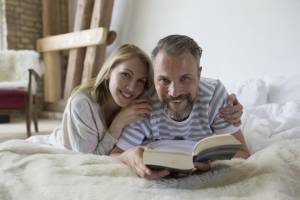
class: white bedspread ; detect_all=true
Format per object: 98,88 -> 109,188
242,101 -> 300,154
1,139 -> 300,200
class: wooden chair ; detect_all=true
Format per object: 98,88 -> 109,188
0,50 -> 43,137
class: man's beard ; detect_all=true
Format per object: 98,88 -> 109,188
162,94 -> 194,121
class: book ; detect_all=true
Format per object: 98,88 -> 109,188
143,134 -> 242,172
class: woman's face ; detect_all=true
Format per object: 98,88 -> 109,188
108,57 -> 148,107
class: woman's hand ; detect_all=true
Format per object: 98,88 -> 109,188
219,94 -> 243,126
118,146 -> 170,180
109,98 -> 152,139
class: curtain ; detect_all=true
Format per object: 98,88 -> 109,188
0,0 -> 7,50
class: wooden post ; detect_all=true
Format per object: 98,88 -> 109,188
37,28 -> 107,52
42,0 -> 62,102
81,0 -> 114,83
64,0 -> 94,99
60,0 -> 69,34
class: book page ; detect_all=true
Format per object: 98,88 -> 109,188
193,134 -> 241,155
146,140 -> 197,154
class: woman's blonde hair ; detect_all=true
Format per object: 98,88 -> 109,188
75,44 -> 153,105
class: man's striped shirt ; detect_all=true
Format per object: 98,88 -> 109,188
117,78 -> 240,150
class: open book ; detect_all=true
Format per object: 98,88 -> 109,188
143,134 -> 242,172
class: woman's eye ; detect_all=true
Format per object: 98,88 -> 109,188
138,79 -> 146,86
121,72 -> 130,78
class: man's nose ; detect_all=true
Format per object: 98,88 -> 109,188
168,82 -> 181,97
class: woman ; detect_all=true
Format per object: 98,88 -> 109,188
28,44 -> 243,155
28,44 -> 153,155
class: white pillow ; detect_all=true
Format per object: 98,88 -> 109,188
236,79 -> 268,108
264,76 -> 300,104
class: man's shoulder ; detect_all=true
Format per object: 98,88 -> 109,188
199,77 -> 225,94
200,77 -> 224,88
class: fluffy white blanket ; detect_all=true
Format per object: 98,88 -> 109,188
0,139 -> 300,200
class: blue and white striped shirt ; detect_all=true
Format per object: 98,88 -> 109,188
117,78 -> 240,150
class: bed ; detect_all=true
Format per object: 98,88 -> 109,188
1,76 -> 300,200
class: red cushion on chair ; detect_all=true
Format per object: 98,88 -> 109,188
0,87 -> 28,109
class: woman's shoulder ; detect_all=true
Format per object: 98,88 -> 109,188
68,91 -> 98,110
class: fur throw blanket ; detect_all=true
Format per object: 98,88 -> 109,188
0,139 -> 300,200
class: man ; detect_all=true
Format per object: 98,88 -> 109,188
111,35 -> 249,179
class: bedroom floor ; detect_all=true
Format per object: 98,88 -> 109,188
0,117 -> 60,143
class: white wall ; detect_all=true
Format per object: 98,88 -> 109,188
110,0 -> 300,90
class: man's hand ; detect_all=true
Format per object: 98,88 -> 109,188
194,161 -> 211,172
118,146 -> 170,180
219,94 -> 243,126
232,131 -> 250,159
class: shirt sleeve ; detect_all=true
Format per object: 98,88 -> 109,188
116,120 -> 150,151
66,93 -> 117,155
208,80 -> 240,134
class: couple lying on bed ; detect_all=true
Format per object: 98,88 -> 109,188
28,34 -> 249,180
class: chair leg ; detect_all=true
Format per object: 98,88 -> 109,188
33,109 -> 39,132
25,105 -> 31,138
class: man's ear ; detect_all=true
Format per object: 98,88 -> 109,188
198,66 -> 202,78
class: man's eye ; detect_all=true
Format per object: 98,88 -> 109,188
180,76 -> 190,82
159,79 -> 170,85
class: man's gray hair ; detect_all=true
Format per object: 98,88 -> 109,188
151,35 -> 203,65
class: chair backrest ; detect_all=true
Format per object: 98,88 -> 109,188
0,50 -> 43,82
0,50 -> 44,93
